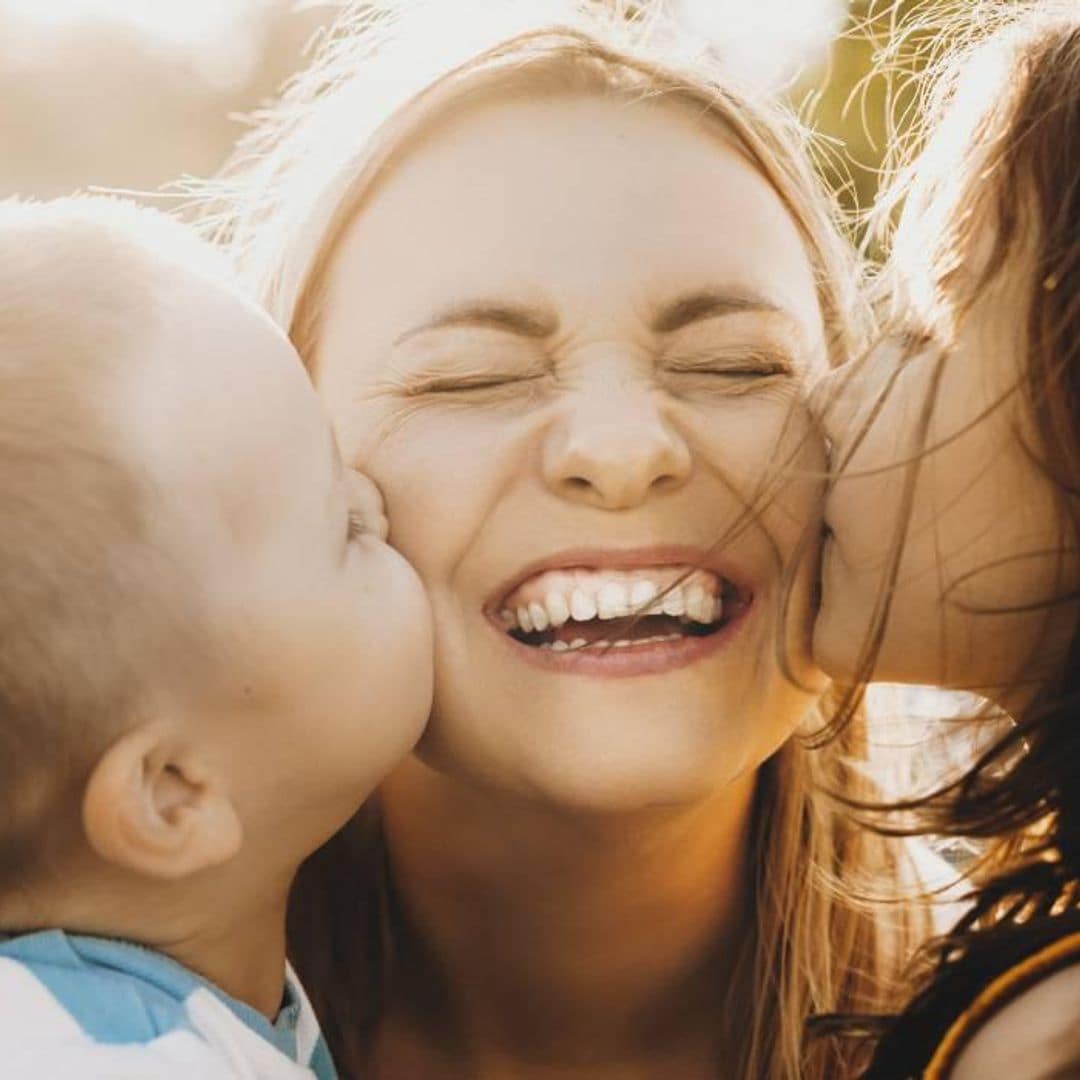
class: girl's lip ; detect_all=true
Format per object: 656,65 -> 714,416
484,544 -> 754,614
488,594 -> 754,679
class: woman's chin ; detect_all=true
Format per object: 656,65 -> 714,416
506,755 -> 755,816
416,695 -> 796,816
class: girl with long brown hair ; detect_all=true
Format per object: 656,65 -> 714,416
815,4 -> 1080,1075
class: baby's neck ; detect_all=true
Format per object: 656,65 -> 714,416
151,881 -> 293,1019
2,855 -> 296,1020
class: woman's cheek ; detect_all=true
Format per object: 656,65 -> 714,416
686,393 -> 823,555
352,405 -> 523,577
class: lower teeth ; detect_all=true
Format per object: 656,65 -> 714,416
538,632 -> 686,652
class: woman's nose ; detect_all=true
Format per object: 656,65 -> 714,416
542,384 -> 692,510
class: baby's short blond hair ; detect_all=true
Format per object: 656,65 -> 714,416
0,197 -> 227,887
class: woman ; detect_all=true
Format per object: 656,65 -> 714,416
202,3 -> 920,1076
814,4 -> 1080,1076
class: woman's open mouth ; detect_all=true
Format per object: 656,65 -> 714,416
488,561 -> 753,676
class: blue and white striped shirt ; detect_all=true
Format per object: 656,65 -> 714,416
0,929 -> 337,1078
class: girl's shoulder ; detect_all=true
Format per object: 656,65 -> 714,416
928,926 -> 1080,1080
863,908 -> 1080,1080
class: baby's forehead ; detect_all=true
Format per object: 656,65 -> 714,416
0,198 -> 267,386
122,258 -> 324,482
142,262 -> 306,403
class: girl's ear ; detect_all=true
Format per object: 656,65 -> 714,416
82,723 -> 242,880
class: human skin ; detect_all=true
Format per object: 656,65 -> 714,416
312,93 -> 829,1076
949,963 -> 1080,1079
22,263 -> 433,1019
813,260 -> 1080,704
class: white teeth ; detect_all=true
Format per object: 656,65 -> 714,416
570,587 -> 597,622
630,580 -> 658,612
505,567 -> 727,633
545,592 -> 570,628
661,588 -> 686,617
540,633 -> 684,654
597,582 -> 630,620
686,585 -> 712,624
529,602 -> 549,632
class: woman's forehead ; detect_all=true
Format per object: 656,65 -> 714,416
326,92 -> 824,347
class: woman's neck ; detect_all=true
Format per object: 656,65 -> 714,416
373,755 -> 758,1079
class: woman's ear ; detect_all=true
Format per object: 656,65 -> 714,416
82,723 -> 243,880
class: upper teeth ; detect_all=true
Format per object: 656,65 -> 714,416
502,567 -> 723,632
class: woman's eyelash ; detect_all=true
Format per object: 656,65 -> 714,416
667,357 -> 793,378
394,356 -> 792,396
399,372 -> 542,396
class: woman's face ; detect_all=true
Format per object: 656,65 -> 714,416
314,93 -> 828,809
814,258 -> 1079,702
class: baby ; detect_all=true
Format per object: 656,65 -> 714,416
0,197 -> 433,1078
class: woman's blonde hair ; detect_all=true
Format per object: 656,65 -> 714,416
194,2 -> 922,1075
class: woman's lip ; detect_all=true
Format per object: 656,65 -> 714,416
484,544 -> 753,614
489,597 -> 754,679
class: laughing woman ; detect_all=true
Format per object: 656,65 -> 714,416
201,3 -> 922,1076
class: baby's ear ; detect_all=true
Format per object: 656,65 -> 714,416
82,723 -> 242,879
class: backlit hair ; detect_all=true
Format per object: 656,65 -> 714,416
813,3 -> 1080,1070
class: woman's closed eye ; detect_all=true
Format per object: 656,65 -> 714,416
388,355 -> 550,399
387,326 -> 550,399
663,347 -> 795,384
398,370 -> 546,395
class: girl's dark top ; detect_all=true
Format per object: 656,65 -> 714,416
861,908 -> 1080,1079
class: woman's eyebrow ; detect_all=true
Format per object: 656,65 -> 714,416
394,300 -> 558,345
651,289 -> 796,335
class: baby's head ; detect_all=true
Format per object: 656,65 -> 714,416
0,198 -> 431,919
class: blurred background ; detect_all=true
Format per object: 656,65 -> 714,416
0,0 -> 998,231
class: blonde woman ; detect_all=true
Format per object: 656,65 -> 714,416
200,3 -> 922,1076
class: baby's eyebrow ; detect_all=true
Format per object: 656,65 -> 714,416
394,300 -> 557,346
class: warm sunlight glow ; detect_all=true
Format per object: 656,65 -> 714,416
3,0 -> 849,74
2,0 -> 260,49
675,0 -> 847,88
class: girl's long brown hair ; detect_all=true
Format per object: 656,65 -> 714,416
812,6 -> 1080,1072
